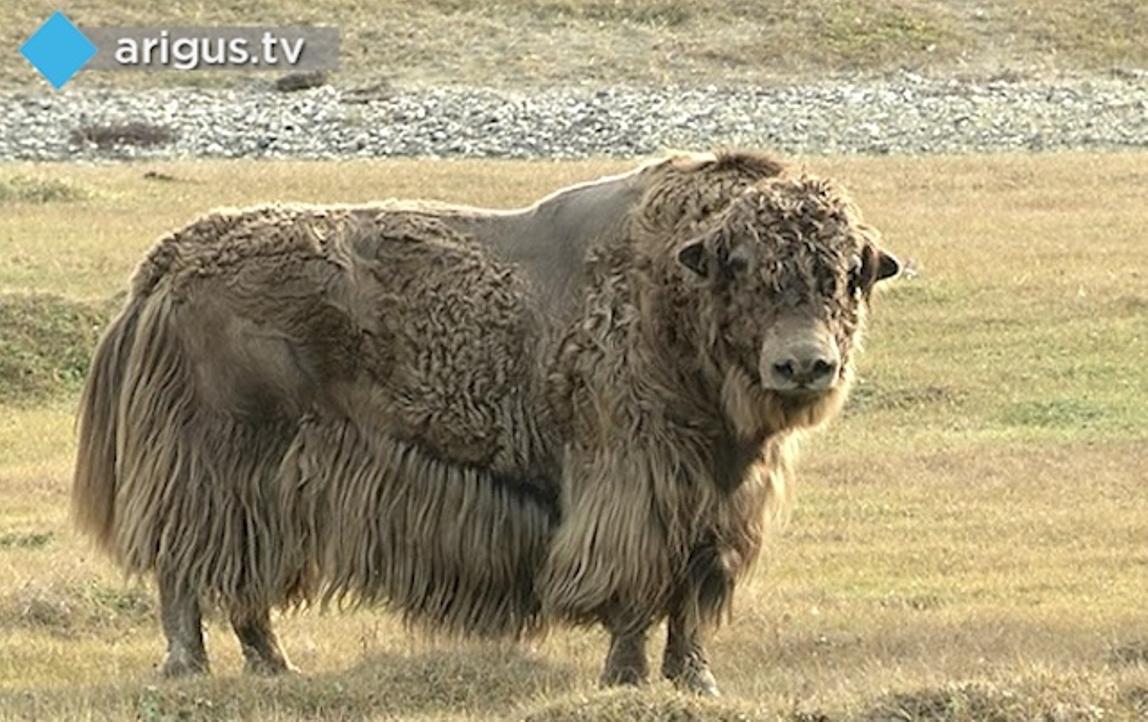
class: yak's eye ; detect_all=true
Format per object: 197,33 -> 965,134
726,252 -> 750,275
717,244 -> 752,277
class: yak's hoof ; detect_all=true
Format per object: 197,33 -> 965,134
671,667 -> 720,696
665,656 -> 720,696
600,664 -> 648,688
160,651 -> 209,678
244,656 -> 299,677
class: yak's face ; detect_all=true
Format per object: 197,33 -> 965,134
676,176 -> 899,419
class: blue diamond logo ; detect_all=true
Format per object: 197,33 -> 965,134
20,12 -> 97,89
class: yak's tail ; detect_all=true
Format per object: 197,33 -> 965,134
71,296 -> 144,555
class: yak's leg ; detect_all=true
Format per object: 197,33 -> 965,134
600,620 -> 651,687
662,544 -> 727,696
231,607 -> 296,675
158,573 -> 209,677
663,598 -> 720,696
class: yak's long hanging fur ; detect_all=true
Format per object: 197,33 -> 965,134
279,417 -> 553,636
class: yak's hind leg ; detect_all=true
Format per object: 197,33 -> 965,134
158,573 -> 209,677
231,607 -> 296,675
662,542 -> 727,696
600,619 -> 651,687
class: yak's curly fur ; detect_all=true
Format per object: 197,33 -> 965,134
73,150 -> 894,668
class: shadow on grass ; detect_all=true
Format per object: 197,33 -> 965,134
0,647 -> 578,720
4,644 -> 1146,720
858,681 -> 1140,722
1108,640 -> 1148,666
861,684 -> 1019,721
523,686 -> 769,721
1121,685 -> 1148,717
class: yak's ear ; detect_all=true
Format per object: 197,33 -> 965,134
875,250 -> 901,282
677,239 -> 710,278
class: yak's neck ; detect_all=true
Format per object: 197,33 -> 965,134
702,415 -> 769,493
636,277 -> 787,494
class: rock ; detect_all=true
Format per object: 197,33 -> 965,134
273,71 -> 328,93
1,76 -> 1145,161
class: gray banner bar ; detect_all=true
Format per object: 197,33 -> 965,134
82,26 -> 339,71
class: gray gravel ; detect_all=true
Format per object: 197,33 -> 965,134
2,74 -> 1147,160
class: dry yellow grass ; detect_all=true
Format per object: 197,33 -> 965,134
4,0 -> 1147,88
0,153 -> 1146,720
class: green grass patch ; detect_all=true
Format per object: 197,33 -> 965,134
0,176 -> 91,205
846,378 -> 967,415
0,294 -> 110,404
0,580 -> 154,633
1001,398 -> 1107,429
0,531 -> 53,550
821,1 -> 956,67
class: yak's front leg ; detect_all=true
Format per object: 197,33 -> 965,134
231,607 -> 296,675
662,543 -> 727,696
157,572 -> 209,677
600,620 -> 651,687
663,600 -> 720,695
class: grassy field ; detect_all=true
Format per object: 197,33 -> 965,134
4,0 -> 1148,88
0,153 -> 1146,719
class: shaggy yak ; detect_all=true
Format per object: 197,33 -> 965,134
73,150 -> 899,695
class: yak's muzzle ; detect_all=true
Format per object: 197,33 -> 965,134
759,317 -> 842,394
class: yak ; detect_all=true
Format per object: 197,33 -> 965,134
72,151 -> 899,695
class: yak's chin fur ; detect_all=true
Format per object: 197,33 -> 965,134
721,364 -> 852,441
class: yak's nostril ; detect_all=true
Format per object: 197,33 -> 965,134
810,358 -> 836,378
770,355 -> 838,387
773,361 -> 795,380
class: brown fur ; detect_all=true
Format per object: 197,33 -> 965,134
72,150 -> 896,684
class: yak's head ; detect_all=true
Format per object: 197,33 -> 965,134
674,174 -> 899,434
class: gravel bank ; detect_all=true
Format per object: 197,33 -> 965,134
3,74 -> 1146,160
